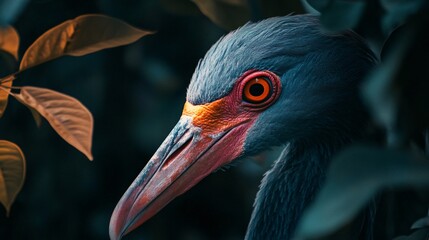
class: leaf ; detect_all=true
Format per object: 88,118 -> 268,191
0,26 -> 19,118
0,74 -> 15,118
306,0 -> 330,12
363,13 -> 429,146
14,93 -> 42,127
295,145 -> 429,239
192,0 -> 250,30
192,0 -> 304,30
28,107 -> 42,127
394,229 -> 429,240
380,0 -> 426,33
0,0 -> 29,25
14,86 -> 94,160
301,0 -> 320,14
0,26 -> 19,60
19,14 -> 153,71
412,215 -> 429,230
0,140 -> 25,216
318,0 -> 366,31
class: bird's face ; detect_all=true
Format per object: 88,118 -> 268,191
109,69 -> 283,239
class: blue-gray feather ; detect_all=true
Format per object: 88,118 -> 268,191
187,14 -> 377,240
187,15 -> 376,105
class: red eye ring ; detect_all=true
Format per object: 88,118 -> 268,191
238,70 -> 281,111
243,77 -> 271,103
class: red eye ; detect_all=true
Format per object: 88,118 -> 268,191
238,70 -> 281,111
243,77 -> 271,103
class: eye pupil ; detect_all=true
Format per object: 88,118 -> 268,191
249,83 -> 264,96
240,71 -> 281,109
242,76 -> 274,104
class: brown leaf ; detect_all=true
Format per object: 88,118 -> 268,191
0,26 -> 19,118
192,0 -> 250,30
14,86 -> 94,160
29,107 -> 42,127
13,92 -> 43,127
19,14 -> 153,71
0,26 -> 19,60
0,75 -> 15,118
0,140 -> 26,216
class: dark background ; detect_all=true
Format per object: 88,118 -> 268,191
0,0 -> 270,239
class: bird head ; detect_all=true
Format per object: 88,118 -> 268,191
109,15 -> 376,239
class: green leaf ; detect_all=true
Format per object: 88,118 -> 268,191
412,215 -> 429,230
295,145 -> 429,239
394,229 -> 429,240
0,0 -> 29,25
19,14 -> 153,71
306,0 -> 330,12
363,14 -> 429,146
318,0 -> 366,31
380,0 -> 426,33
301,0 -> 320,14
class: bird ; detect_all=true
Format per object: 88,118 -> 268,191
109,14 -> 377,240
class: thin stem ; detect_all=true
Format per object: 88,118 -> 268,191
0,74 -> 16,84
0,85 -> 21,95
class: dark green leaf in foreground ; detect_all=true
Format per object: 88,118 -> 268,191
394,228 -> 429,240
411,213 -> 429,230
306,0 -> 330,12
295,145 -> 429,239
380,0 -> 426,33
363,14 -> 429,146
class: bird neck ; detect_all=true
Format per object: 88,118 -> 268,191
245,139 -> 346,240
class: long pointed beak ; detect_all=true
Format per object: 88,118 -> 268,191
109,101 -> 253,239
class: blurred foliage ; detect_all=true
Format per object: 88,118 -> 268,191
0,0 -> 28,26
296,145 -> 429,239
0,0 -> 428,240
297,0 -> 429,240
0,14 -> 151,217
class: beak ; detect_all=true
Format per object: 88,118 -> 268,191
109,101 -> 253,240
